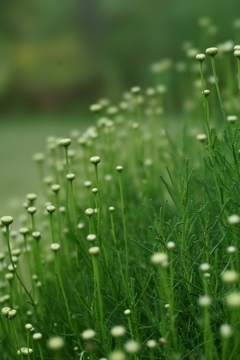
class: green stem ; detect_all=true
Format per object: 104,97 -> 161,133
210,57 -> 227,121
118,172 -> 129,287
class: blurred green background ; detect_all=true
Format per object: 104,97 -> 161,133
1,0 -> 240,216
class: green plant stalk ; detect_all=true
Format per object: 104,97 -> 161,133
69,180 -> 77,230
168,252 -> 178,351
210,57 -> 227,122
118,172 -> 129,287
54,252 -> 73,330
203,307 -> 213,360
23,233 -> 33,281
110,212 -> 126,289
5,225 -> 40,322
12,320 -> 23,360
88,216 -> 93,234
34,241 -> 44,285
27,330 -> 30,360
37,343 -> 44,360
94,165 -> 101,237
203,92 -> 223,206
92,255 -> 105,344
64,147 -> 69,215
30,213 -> 35,233
237,58 -> 240,98
49,213 -> 55,244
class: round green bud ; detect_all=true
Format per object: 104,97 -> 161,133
90,156 -> 101,164
81,329 -> 96,340
87,234 -> 97,242
46,205 -> 55,214
227,115 -> 238,123
66,173 -> 75,181
124,309 -> 131,316
196,54 -> 206,61
19,227 -> 29,235
228,214 -> 240,224
47,336 -> 65,351
33,153 -> 45,163
84,181 -> 92,188
196,134 -> 207,142
33,333 -> 42,341
25,323 -> 33,330
234,49 -> 240,58
59,138 -> 71,147
21,347 -> 33,356
220,324 -> 232,338
109,351 -> 126,360
8,309 -> 17,319
109,207 -> 115,212
206,47 -> 218,56
85,208 -> 94,217
77,137 -> 87,146
26,193 -> 37,201
2,307 -> 11,317
1,216 -> 13,226
11,249 -> 21,257
151,252 -> 168,265
146,340 -> 157,348
110,326 -> 125,338
32,232 -> 41,240
124,340 -> 140,354
27,207 -> 36,215
90,104 -> 102,113
204,90 -> 210,97
116,166 -> 123,172
51,184 -> 61,193
5,273 -> 14,281
198,295 -> 211,307
131,86 -> 141,94
92,188 -> 98,194
50,243 -> 60,252
89,246 -> 100,256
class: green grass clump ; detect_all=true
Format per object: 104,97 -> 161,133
1,32 -> 240,360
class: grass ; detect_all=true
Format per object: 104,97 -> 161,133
1,29 -> 240,360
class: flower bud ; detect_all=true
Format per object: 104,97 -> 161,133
89,247 -> 100,256
59,138 -> 71,147
206,47 -> 218,56
27,207 -> 36,215
19,227 -> 29,235
51,184 -> 61,193
196,54 -> 206,61
32,232 -> 41,240
50,243 -> 60,252
81,329 -> 96,340
66,173 -> 75,181
110,326 -> 125,338
85,208 -> 94,217
47,336 -> 65,351
33,333 -> 42,341
46,205 -> 56,214
87,234 -> 97,242
90,156 -> 101,164
1,216 -> 13,226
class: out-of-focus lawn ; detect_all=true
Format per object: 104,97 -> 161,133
0,115 -> 90,217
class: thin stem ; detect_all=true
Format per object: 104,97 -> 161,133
210,57 -> 227,121
118,172 -> 129,286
